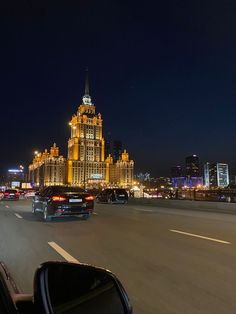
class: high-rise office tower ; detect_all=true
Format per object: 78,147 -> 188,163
113,140 -> 122,162
186,155 -> 200,177
204,162 -> 229,188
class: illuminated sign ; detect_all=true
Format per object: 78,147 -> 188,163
8,169 -> 23,173
11,181 -> 20,188
22,183 -> 32,189
90,174 -> 103,179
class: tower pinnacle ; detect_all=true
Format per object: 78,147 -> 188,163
84,68 -> 89,96
82,69 -> 92,105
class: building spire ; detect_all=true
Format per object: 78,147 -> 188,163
82,68 -> 92,105
84,68 -> 89,96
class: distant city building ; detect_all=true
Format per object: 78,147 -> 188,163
105,139 -> 112,159
106,150 -> 134,188
204,162 -> 229,188
217,163 -> 229,187
229,174 -> 236,185
67,71 -> 107,187
29,71 -> 134,189
186,176 -> 203,188
171,177 -> 186,189
113,140 -> 122,162
6,168 -> 25,188
171,166 -> 182,177
136,172 -> 150,182
186,155 -> 200,177
104,138 -> 123,162
29,143 -> 66,188
171,155 -> 202,188
151,177 -> 172,189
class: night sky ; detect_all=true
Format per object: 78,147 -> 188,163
1,1 -> 236,176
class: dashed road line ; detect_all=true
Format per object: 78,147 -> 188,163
14,213 -> 23,219
170,229 -> 231,244
93,212 -> 98,215
5,205 -> 9,208
48,242 -> 79,263
134,208 -> 153,212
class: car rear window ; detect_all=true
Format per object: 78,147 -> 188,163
52,187 -> 85,193
5,190 -> 17,193
115,189 -> 127,194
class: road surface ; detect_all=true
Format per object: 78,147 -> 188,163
0,198 -> 236,313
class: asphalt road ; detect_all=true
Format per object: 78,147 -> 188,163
1,198 -> 236,314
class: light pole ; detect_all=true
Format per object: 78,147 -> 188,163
19,165 -> 25,184
83,135 -> 87,190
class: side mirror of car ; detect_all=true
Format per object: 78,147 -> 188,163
34,261 -> 132,314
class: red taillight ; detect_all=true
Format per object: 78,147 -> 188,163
52,196 -> 67,202
15,192 -> 20,197
85,195 -> 94,201
4,192 -> 9,196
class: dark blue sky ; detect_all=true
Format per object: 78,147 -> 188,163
1,1 -> 236,176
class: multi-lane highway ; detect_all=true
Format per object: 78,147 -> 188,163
1,198 -> 236,313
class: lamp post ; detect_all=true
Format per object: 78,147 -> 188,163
83,134 -> 87,190
19,165 -> 25,183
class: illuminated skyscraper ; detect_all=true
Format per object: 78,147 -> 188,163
171,166 -> 182,178
186,155 -> 200,176
172,156 -> 202,188
204,162 -> 229,188
67,70 -> 106,187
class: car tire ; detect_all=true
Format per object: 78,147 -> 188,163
43,206 -> 51,222
108,196 -> 113,204
80,213 -> 91,220
32,203 -> 36,214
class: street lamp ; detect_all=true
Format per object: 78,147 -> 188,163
83,135 -> 87,190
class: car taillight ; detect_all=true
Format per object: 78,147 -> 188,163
85,195 -> 94,201
15,192 -> 20,197
52,196 -> 67,202
4,192 -> 9,196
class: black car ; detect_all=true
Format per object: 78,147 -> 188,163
32,186 -> 94,221
3,189 -> 20,200
96,188 -> 128,204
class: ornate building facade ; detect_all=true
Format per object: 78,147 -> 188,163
29,143 -> 66,188
67,72 -> 107,187
29,72 -> 134,189
106,150 -> 134,188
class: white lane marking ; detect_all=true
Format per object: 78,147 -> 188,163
48,242 -> 79,263
15,213 -> 23,219
134,208 -> 153,212
170,229 -> 231,244
5,205 -> 9,208
93,212 -> 98,215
